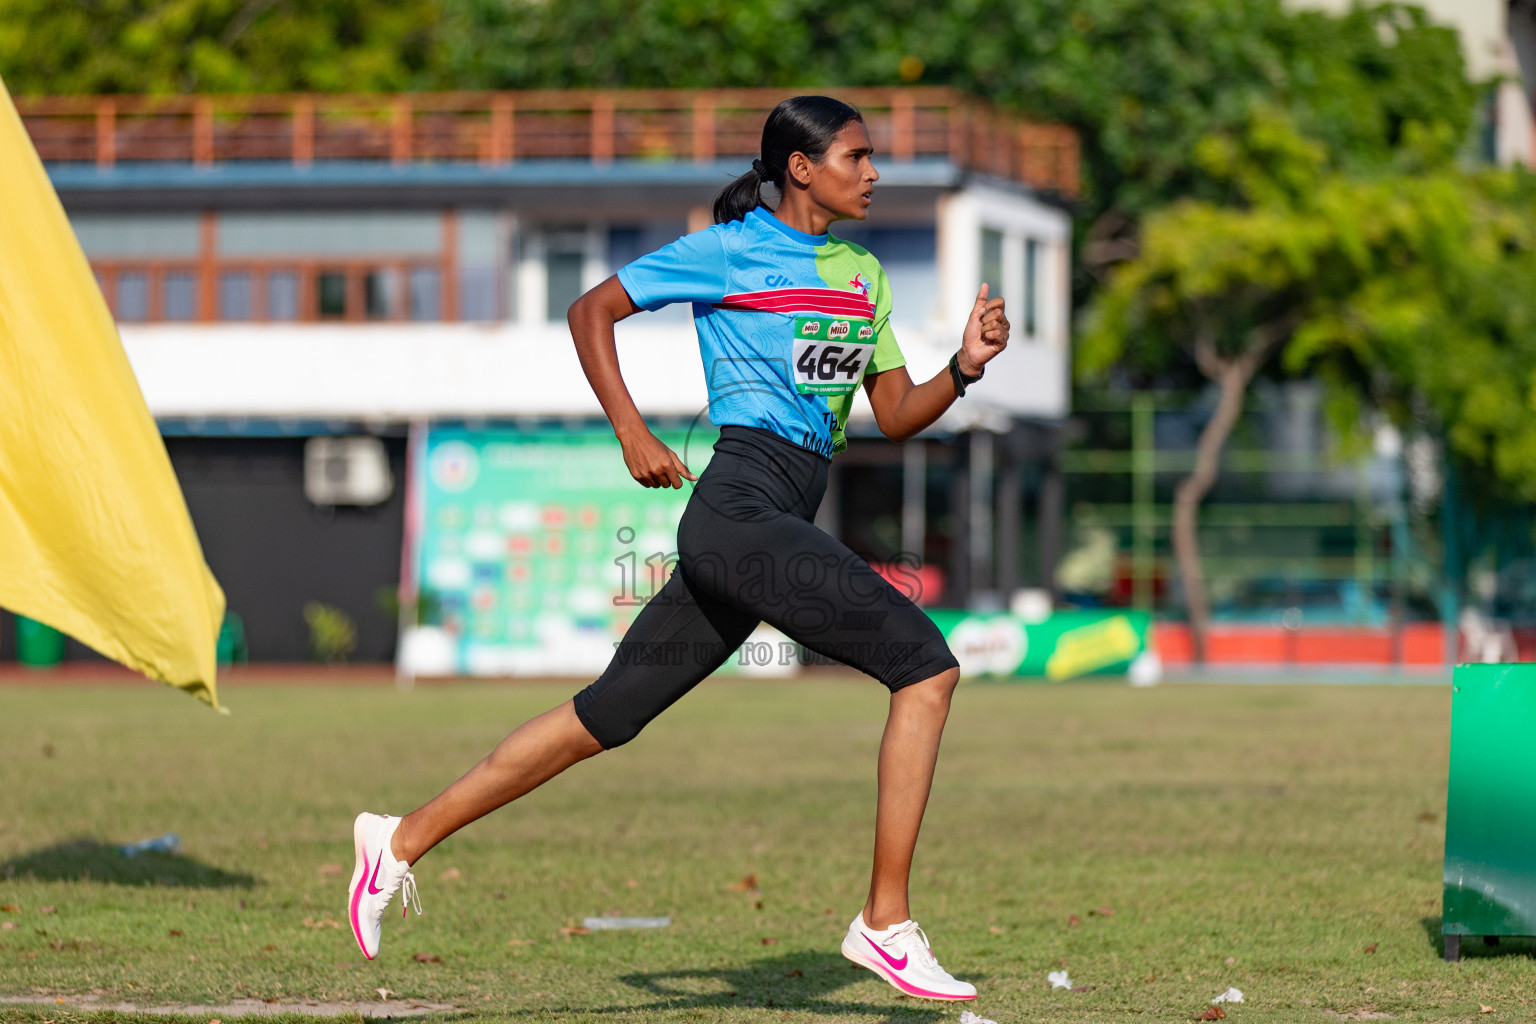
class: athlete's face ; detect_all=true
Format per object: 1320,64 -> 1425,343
797,121 -> 879,222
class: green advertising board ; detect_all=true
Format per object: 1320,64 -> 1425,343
411,425 -> 714,676
926,609 -> 1151,680
1442,663 -> 1536,960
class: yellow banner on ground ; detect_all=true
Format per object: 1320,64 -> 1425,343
0,77 -> 225,707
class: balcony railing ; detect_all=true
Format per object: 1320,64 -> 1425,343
18,87 -> 1079,197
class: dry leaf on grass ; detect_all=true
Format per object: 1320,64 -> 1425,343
0,905 -> 18,913
375,988 -> 392,1001
440,867 -> 463,881
626,879 -> 639,889
1092,906 -> 1115,916
989,926 -> 1004,934
301,916 -> 340,930
1068,914 -> 1082,926
317,863 -> 343,877
1364,943 -> 1378,953
560,927 -> 590,937
1197,1007 -> 1226,1021
506,939 -> 536,946
168,930 -> 183,937
761,937 -> 779,945
1481,1006 -> 1493,1014
412,952 -> 441,963
727,873 -> 759,892
0,922 -> 13,931
785,969 -> 803,977
39,906 -> 56,914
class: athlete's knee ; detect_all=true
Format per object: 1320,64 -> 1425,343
899,666 -> 960,708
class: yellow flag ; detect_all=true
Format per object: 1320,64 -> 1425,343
0,78 -> 225,707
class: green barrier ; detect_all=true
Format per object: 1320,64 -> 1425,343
1442,663 -> 1536,961
926,609 -> 1152,679
16,616 -> 66,668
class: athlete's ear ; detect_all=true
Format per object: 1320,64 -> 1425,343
786,151 -> 814,188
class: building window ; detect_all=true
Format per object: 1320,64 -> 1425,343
317,271 -> 348,319
409,267 -> 441,321
163,271 -> 197,321
546,249 -> 585,323
117,272 -> 149,321
364,270 -> 395,320
268,271 -> 300,321
1024,238 -> 1039,338
219,271 -> 253,320
460,268 -> 498,321
980,227 -> 1004,294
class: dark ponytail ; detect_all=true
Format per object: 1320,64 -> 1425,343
712,95 -> 864,224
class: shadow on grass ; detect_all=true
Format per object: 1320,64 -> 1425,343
1,839 -> 256,889
510,951 -> 965,1022
1419,916 -> 1536,960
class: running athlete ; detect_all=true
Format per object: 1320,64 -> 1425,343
349,95 -> 1010,1003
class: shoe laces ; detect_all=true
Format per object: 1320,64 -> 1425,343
399,871 -> 422,919
886,920 -> 940,971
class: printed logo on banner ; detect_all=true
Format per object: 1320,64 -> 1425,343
949,617 -> 1027,676
430,440 -> 480,493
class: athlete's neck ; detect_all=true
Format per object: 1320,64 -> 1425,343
771,191 -> 839,237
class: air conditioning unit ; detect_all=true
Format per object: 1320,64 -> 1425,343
304,436 -> 393,506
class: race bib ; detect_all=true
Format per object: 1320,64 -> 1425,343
792,317 -> 876,396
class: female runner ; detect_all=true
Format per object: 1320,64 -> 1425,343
349,95 -> 1009,1003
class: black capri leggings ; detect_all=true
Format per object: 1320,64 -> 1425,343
573,425 -> 959,749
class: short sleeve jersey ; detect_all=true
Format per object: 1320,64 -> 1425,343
616,206 -> 905,458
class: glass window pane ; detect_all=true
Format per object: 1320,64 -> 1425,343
459,267 -> 498,321
408,267 -> 441,321
267,271 -> 299,321
163,271 -> 196,321
116,272 -> 148,322
980,227 -> 1003,293
364,269 -> 395,320
317,271 -> 347,319
218,271 -> 252,320
546,251 -> 583,323
1024,238 -> 1039,337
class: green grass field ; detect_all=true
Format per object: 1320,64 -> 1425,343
0,676 -> 1528,1023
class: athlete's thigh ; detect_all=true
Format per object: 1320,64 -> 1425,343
572,565 -> 759,749
698,513 -> 955,691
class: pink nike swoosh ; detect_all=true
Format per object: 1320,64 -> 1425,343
367,856 -> 385,895
863,933 -> 908,971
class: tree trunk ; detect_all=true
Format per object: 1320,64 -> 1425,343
1173,324 -> 1290,663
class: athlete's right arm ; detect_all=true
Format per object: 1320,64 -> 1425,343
567,275 -> 697,489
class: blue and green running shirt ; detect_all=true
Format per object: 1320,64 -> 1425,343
616,206 -> 906,458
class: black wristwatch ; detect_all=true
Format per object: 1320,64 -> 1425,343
949,351 -> 984,397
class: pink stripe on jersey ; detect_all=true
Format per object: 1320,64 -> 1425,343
715,288 -> 875,319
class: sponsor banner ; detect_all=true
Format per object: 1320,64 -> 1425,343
405,426 -> 716,677
926,609 -> 1151,680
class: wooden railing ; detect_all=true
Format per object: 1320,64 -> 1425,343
17,88 -> 1079,197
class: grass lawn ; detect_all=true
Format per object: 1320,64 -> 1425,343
0,675 -> 1526,1023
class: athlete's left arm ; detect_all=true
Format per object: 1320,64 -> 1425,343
863,284 -> 1009,444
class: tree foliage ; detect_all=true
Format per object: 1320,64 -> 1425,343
0,0 -> 439,94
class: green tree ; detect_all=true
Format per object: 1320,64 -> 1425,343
1080,107 -> 1536,658
0,0 -> 440,94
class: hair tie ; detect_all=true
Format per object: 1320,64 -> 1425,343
751,158 -> 767,178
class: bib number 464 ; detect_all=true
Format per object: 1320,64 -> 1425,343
792,339 -> 873,395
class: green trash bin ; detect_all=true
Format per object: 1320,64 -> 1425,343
1442,663 -> 1536,960
16,616 -> 66,668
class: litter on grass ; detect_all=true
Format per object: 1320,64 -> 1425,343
1212,987 -> 1244,1004
581,916 -> 671,930
960,1011 -> 998,1024
121,833 -> 180,857
1048,970 -> 1073,990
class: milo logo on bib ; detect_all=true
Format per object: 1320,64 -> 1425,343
857,324 -> 874,340
800,320 -> 821,336
828,320 -> 851,340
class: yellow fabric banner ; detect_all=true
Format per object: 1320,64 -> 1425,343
0,78 -> 225,706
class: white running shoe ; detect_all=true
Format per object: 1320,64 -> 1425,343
347,813 -> 421,960
841,913 -> 977,1001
